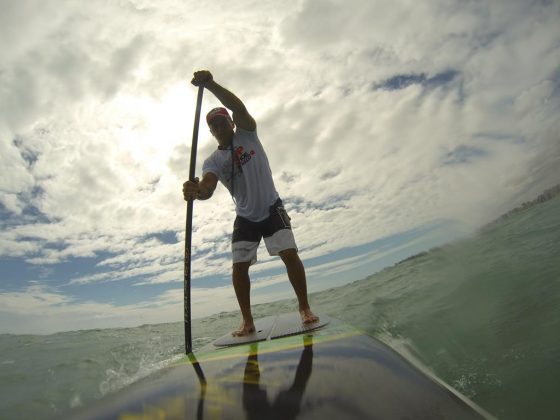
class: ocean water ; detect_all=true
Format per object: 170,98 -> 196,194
1,194 -> 559,420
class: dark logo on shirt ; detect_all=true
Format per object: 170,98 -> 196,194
235,146 -> 256,166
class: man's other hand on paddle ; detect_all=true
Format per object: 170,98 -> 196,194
183,173 -> 218,201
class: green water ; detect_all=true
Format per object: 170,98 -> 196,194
311,195 -> 560,420
1,195 -> 559,419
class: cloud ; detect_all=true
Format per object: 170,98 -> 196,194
1,0 -> 559,332
0,282 -> 242,335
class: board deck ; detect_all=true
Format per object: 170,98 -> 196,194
68,316 -> 495,420
213,312 -> 329,347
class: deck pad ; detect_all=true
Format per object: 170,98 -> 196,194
212,314 -> 276,347
270,312 -> 329,339
213,312 -> 329,347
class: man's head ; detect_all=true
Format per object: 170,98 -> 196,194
206,107 -> 235,146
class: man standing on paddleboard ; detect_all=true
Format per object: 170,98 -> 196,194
183,70 -> 319,336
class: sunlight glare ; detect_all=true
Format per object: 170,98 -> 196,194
111,83 -> 200,175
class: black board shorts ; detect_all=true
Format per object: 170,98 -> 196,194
232,199 -> 298,264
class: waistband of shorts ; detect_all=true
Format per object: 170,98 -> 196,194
269,197 -> 283,212
235,198 -> 283,224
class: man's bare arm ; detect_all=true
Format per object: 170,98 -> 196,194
183,172 -> 218,201
192,70 -> 256,131
197,172 -> 218,200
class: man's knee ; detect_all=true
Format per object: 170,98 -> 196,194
233,261 -> 251,276
279,248 -> 299,263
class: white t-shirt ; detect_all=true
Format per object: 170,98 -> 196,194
202,128 -> 279,222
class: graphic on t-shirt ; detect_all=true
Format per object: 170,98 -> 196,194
235,146 -> 256,166
220,145 -> 255,188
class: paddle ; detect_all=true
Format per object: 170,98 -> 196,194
184,85 -> 204,354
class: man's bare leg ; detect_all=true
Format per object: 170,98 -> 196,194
279,249 -> 319,324
232,261 -> 256,336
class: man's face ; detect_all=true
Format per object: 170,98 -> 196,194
209,116 -> 234,143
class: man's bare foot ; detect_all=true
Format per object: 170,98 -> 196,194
300,308 -> 319,324
232,320 -> 256,337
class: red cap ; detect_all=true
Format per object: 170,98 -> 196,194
206,107 -> 232,124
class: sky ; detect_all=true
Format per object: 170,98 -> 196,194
1,0 -> 559,334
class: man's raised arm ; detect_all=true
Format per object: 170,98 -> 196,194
191,70 -> 256,131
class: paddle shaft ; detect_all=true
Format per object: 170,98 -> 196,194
184,85 -> 204,354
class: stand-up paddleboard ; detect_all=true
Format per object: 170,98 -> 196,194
68,313 -> 495,420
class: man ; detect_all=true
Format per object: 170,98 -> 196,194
183,70 -> 319,336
